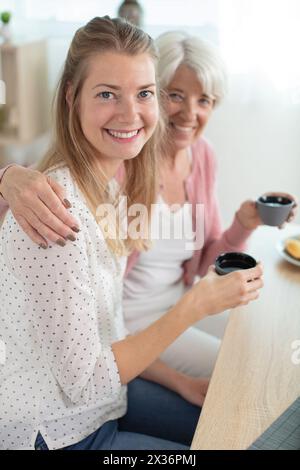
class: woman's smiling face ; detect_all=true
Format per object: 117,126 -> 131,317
78,51 -> 159,171
165,64 -> 215,152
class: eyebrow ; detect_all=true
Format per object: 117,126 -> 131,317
168,88 -> 184,93
92,83 -> 156,90
169,88 -> 212,99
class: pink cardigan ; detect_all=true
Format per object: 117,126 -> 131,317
125,137 -> 253,284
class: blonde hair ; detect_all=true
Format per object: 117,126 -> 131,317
156,31 -> 227,105
39,16 -> 165,256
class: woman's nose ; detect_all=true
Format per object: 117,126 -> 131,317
118,97 -> 138,123
182,100 -> 197,121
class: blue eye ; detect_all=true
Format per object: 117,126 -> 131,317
96,91 -> 114,100
139,90 -> 154,100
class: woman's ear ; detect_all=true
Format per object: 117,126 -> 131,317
65,82 -> 73,108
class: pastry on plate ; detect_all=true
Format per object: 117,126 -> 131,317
285,238 -> 300,260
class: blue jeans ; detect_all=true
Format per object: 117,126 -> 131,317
35,378 -> 201,450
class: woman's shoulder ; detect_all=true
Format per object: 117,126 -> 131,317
191,136 -> 217,176
45,164 -> 78,199
0,165 -> 106,273
1,165 -> 89,248
191,136 -> 215,160
45,164 -> 93,217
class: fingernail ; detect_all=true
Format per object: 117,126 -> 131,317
56,238 -> 66,247
67,234 -> 76,242
63,199 -> 72,209
71,226 -> 80,233
39,243 -> 47,249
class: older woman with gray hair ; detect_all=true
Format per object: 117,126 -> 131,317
123,30 -> 296,383
0,31 -> 296,408
123,32 -> 253,376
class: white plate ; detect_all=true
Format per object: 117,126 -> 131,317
276,235 -> 300,267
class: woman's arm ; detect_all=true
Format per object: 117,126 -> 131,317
112,263 -> 263,385
7,218 -> 263,400
193,143 -> 298,278
140,359 -> 209,407
0,164 -> 80,246
182,140 -> 254,283
140,359 -> 186,393
198,195 -> 298,277
0,197 -> 8,222
0,165 -> 12,218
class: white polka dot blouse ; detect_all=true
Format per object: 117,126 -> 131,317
0,165 -> 128,450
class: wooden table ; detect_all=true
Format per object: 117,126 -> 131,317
191,224 -> 300,450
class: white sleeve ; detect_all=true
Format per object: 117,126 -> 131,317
5,216 -> 122,407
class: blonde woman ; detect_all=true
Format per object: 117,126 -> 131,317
0,21 -> 264,450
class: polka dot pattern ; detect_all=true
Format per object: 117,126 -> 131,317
0,165 -> 128,450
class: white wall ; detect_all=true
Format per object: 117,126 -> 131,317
205,75 -> 300,225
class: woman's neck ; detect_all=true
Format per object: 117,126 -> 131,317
158,146 -> 192,207
95,156 -> 123,182
162,146 -> 189,172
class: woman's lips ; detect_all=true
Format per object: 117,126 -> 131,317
105,128 -> 142,143
170,123 -> 196,134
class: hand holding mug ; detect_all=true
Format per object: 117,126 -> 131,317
256,192 -> 298,228
237,192 -> 298,230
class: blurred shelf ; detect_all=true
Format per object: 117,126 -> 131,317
0,128 -> 18,145
0,39 -> 50,146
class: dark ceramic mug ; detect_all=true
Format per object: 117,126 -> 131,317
256,195 -> 295,227
215,252 -> 257,275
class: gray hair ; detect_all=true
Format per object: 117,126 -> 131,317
155,31 -> 227,105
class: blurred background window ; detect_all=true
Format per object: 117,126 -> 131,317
21,0 -> 216,25
23,0 -> 121,22
9,0 -> 300,93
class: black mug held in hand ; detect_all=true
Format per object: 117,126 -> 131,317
215,252 -> 257,276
